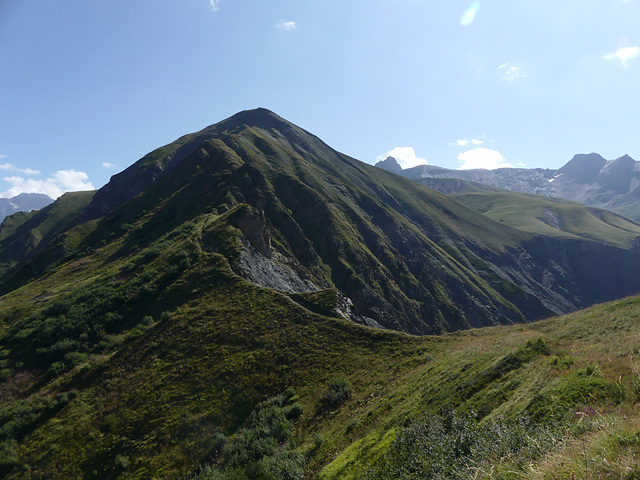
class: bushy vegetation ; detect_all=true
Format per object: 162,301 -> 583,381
361,412 -> 564,480
316,378 -> 354,415
191,391 -> 305,480
0,232 -> 195,378
0,393 -> 73,472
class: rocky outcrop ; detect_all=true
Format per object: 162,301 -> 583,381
376,156 -> 403,174
234,238 -> 318,293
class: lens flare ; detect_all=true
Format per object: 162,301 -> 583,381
461,1 -> 481,26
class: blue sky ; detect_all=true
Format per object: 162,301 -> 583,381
1,0 -> 639,198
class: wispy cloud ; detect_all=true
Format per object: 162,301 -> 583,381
603,46 -> 639,68
499,63 -> 527,81
102,162 -> 117,169
458,148 -> 513,170
450,138 -> 484,147
1,170 -> 94,199
461,1 -> 481,26
209,0 -> 220,12
276,20 -> 297,31
0,162 -> 41,176
377,147 -> 428,169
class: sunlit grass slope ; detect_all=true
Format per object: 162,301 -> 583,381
453,190 -> 640,248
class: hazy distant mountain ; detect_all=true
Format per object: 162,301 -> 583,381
377,153 -> 640,221
0,193 -> 53,221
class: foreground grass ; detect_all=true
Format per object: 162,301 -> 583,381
317,297 -> 640,480
0,207 -> 640,478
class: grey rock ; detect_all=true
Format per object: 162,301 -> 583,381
234,238 -> 319,293
375,156 -> 403,174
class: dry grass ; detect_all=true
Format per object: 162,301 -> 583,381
524,414 -> 640,480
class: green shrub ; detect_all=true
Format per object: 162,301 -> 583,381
312,432 -> 326,451
114,454 -> 130,469
550,354 -> 575,370
361,413 -> 563,480
192,392 -> 306,480
0,440 -> 18,470
316,378 -> 354,414
284,403 -> 304,421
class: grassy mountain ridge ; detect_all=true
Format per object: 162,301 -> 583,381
2,109 -> 640,477
4,109 -> 640,332
0,191 -> 95,280
1,221 -> 640,478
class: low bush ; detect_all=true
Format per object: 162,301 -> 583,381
316,378 -> 354,415
361,412 -> 564,480
191,390 -> 305,480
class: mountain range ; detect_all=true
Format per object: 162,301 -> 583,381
1,109 -> 640,478
0,194 -> 53,223
377,153 -> 640,221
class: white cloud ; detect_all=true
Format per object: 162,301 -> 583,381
460,1 -> 481,26
499,63 -> 527,81
0,154 -> 5,159
450,138 -> 483,147
377,147 -> 428,169
102,162 -> 117,169
276,20 -> 297,30
0,162 -> 41,176
603,46 -> 639,68
0,170 -> 94,199
209,0 -> 220,11
457,148 -> 513,170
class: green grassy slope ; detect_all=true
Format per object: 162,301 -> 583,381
0,191 -> 95,278
2,109 -> 640,478
453,190 -> 640,249
6,109 -> 640,334
1,217 -> 640,478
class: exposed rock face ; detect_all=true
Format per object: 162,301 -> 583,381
377,153 -> 640,221
334,291 -> 383,329
234,238 -> 318,293
556,153 -> 607,184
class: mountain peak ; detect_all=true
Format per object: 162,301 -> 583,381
217,107 -> 290,132
616,154 -> 635,163
375,156 -> 403,173
556,153 -> 607,184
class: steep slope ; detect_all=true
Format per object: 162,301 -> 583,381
0,191 -> 95,279
5,110 -> 640,333
378,153 -> 640,221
